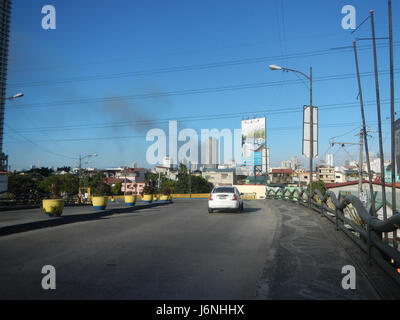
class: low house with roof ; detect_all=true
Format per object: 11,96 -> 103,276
271,168 -> 293,185
202,168 -> 236,186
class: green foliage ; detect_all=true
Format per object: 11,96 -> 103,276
111,181 -> 122,195
179,163 -> 187,174
8,172 -> 43,197
143,185 -> 156,195
160,185 -> 172,195
28,167 -> 54,177
92,182 -> 111,196
60,174 -> 79,196
39,175 -> 62,199
173,173 -> 213,194
81,172 -> 111,196
146,172 -> 159,182
307,180 -> 326,196
38,174 -> 79,198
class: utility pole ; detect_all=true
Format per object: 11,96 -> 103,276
309,67 -> 313,207
353,41 -> 376,217
188,161 -> 192,198
388,0 -> 397,249
157,171 -> 161,192
124,171 -> 127,196
330,137 -> 364,200
370,11 -> 388,239
358,130 -> 364,198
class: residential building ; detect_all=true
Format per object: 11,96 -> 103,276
202,168 -> 236,186
117,168 -> 147,195
293,169 -> 312,186
152,165 -> 179,181
316,165 -> 335,184
271,169 -> 293,185
334,171 -> 346,183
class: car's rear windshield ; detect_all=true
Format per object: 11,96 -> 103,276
213,187 -> 235,193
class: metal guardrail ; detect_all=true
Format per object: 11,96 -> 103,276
266,187 -> 400,286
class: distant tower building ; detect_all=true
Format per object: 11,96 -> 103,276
291,156 -> 300,170
162,156 -> 171,168
281,160 -> 291,168
0,0 -> 11,171
326,154 -> 333,167
204,137 -> 219,168
131,162 -> 136,168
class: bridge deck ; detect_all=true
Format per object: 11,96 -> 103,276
0,199 -> 399,299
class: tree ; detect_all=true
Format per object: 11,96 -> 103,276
307,180 -> 326,196
8,172 -> 44,198
39,175 -> 62,198
38,174 -> 79,198
111,181 -> 122,195
92,182 -> 111,196
190,175 -> 213,193
80,172 -> 111,196
28,167 -> 54,177
61,174 -> 79,196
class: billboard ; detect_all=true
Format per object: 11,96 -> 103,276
241,117 -> 266,166
302,106 -> 318,158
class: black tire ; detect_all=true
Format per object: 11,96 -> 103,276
208,208 -> 213,213
240,203 -> 244,212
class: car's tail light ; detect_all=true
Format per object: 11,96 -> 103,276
209,194 -> 213,200
232,194 -> 238,201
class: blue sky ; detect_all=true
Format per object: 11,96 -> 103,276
4,0 -> 400,170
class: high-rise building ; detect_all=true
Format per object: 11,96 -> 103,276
326,154 -> 333,167
0,0 -> 11,172
204,137 -> 219,168
162,156 -> 171,168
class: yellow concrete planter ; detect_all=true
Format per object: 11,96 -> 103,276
42,199 -> 64,217
124,195 -> 137,206
160,195 -> 169,202
92,196 -> 108,210
142,194 -> 153,203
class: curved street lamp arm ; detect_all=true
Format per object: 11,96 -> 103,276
281,67 -> 310,80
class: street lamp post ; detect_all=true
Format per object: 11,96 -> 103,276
78,153 -> 98,189
1,92 -> 24,171
269,65 -> 314,206
79,153 -> 98,172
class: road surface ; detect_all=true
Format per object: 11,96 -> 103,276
0,199 -> 390,299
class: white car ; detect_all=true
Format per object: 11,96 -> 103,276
208,186 -> 244,213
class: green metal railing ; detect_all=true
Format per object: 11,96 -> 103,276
266,187 -> 400,286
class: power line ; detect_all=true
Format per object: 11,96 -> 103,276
5,98 -> 399,134
7,31 -> 361,74
5,119 -> 392,144
4,124 -> 78,159
7,69 -> 400,111
7,42 -> 397,89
